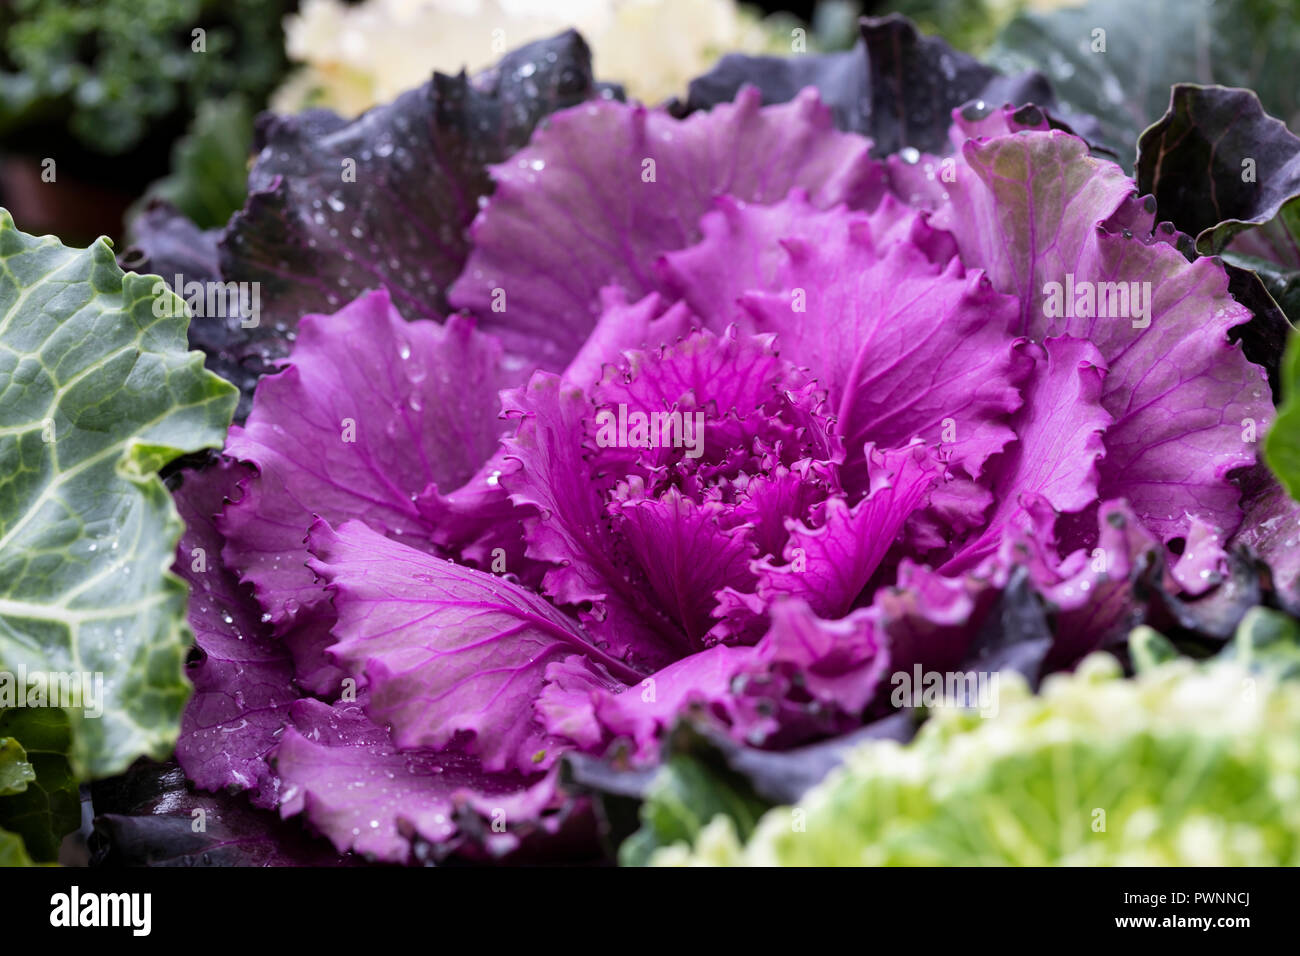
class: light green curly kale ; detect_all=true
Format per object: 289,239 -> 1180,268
652,653 -> 1300,866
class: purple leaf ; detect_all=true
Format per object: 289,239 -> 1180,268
932,130 -> 1270,542
665,191 -> 1029,489
449,87 -> 886,367
755,444 -> 939,618
307,519 -> 643,773
943,336 -> 1112,572
172,461 -> 295,808
217,31 -> 611,374
275,698 -> 559,864
221,289 -> 517,628
90,761 -> 359,867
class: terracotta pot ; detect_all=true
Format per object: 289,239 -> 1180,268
0,154 -> 134,245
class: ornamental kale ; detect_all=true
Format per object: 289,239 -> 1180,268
164,31 -> 1282,861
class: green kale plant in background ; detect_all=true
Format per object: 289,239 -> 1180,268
0,0 -> 288,156
649,639 -> 1300,866
0,0 -> 292,234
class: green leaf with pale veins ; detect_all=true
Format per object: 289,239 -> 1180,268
0,208 -> 238,779
134,95 -> 255,231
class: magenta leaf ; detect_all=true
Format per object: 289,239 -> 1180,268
449,88 -> 886,367
221,289 -> 517,628
307,519 -> 644,773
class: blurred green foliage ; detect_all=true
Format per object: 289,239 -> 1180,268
0,0 -> 289,156
134,94 -> 254,229
880,0 -> 1057,54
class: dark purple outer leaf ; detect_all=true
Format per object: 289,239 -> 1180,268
120,201 -> 222,284
673,14 -> 1085,157
1224,263 -> 1295,399
958,566 -> 1053,687
670,46 -> 869,132
119,202 -> 264,421
171,461 -> 295,808
90,761 -> 360,867
1136,85 -> 1300,255
1233,464 -> 1300,618
1145,546 -> 1261,643
146,30 -> 615,412
1133,85 -> 1299,391
688,713 -> 919,805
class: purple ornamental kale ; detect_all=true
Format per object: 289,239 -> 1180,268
174,89 -> 1271,862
